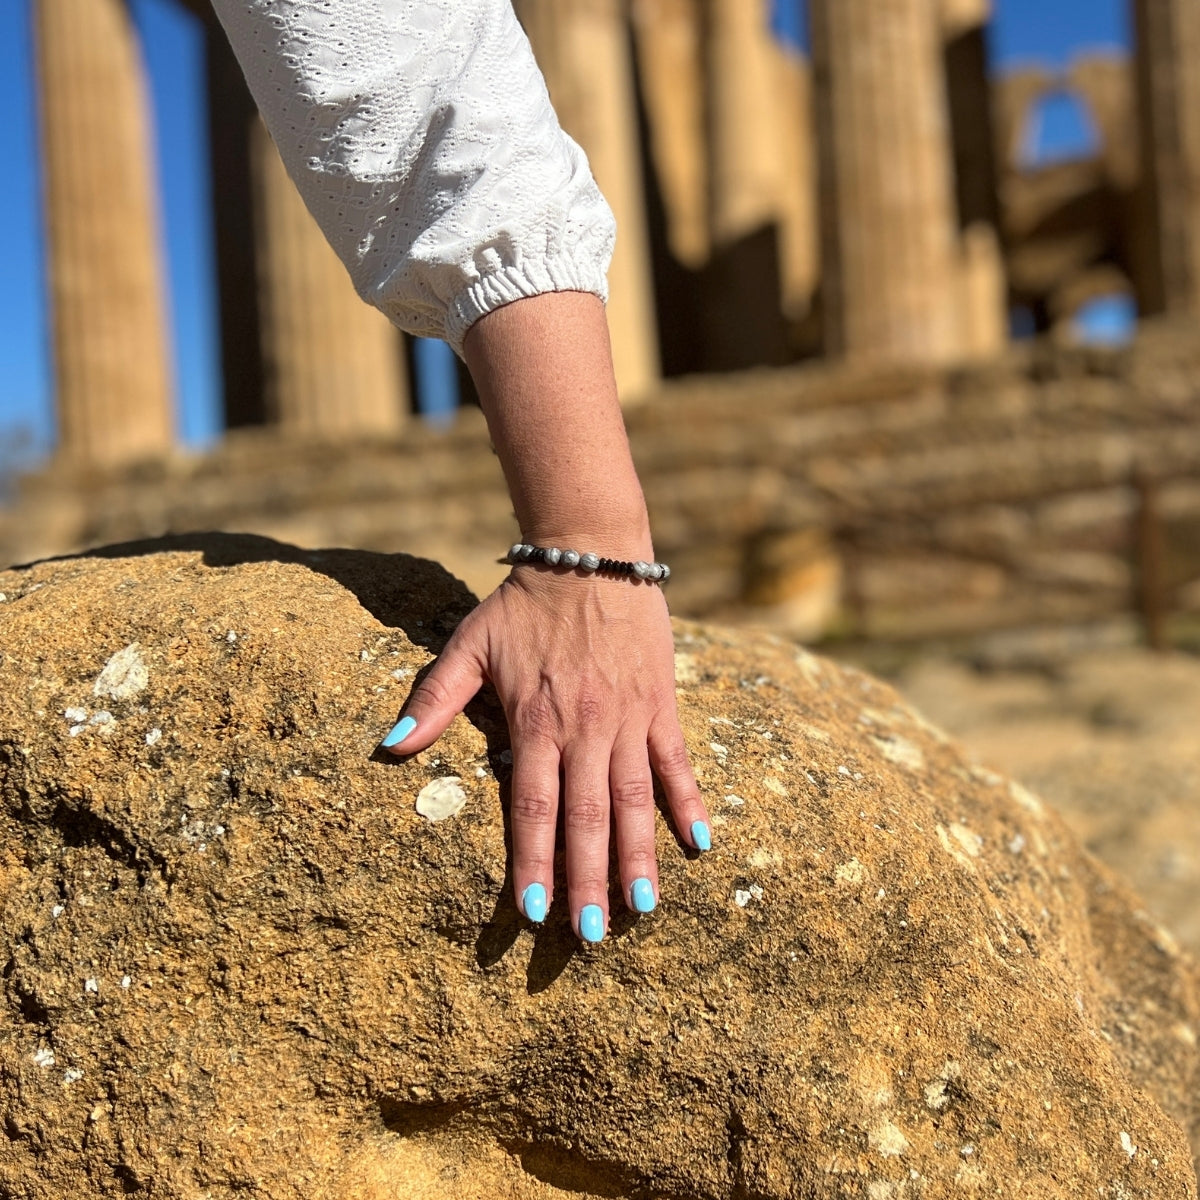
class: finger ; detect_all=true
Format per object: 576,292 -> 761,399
610,731 -> 659,914
648,716 -> 711,852
381,621 -> 486,756
509,736 -> 561,923
561,741 -> 612,944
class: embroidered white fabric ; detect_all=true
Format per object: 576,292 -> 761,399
208,0 -> 616,354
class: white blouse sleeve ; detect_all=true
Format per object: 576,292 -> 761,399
208,0 -> 616,355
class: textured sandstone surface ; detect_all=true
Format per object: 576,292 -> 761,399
0,534 -> 1197,1199
897,647 -> 1200,956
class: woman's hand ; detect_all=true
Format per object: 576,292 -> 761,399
382,564 -> 710,941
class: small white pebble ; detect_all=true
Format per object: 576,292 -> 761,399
877,888 -> 887,899
63,707 -> 88,723
226,630 -> 237,643
391,668 -> 410,680
960,1144 -> 975,1158
197,843 -> 207,852
63,1068 -> 84,1084
475,767 -> 487,779
32,1048 -> 55,1068
725,794 -> 745,806
212,825 -> 225,837
120,975 -> 131,989
837,765 -> 851,777
0,593 -> 6,602
68,724 -> 86,737
51,904 -> 64,918
1120,1132 -> 1136,1158
415,777 -> 468,822
710,742 -> 728,757
145,728 -> 162,746
1008,833 -> 1026,855
360,649 -> 370,661
88,1105 -> 104,1122
84,978 -> 99,994
749,884 -> 764,901
734,889 -> 753,907
89,711 -> 114,726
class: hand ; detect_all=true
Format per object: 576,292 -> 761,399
381,565 -> 711,942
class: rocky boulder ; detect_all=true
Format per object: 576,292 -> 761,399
0,534 -> 1196,1199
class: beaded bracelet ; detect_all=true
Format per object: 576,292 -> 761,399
507,543 -> 671,582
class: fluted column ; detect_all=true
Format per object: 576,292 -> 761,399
942,0 -> 1007,358
811,0 -> 962,363
1133,0 -> 1200,316
516,0 -> 660,403
34,0 -> 174,467
774,47 -> 820,325
630,0 -> 709,268
706,0 -> 783,249
250,120 -> 408,438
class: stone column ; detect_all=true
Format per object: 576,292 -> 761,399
942,0 -> 1007,358
811,0 -> 962,363
706,0 -> 783,249
701,0 -> 798,366
774,47 -> 820,326
630,0 -> 709,269
516,0 -> 660,402
34,0 -> 174,468
250,120 -> 408,438
1132,0 -> 1200,316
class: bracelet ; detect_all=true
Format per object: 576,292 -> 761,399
507,543 -> 671,582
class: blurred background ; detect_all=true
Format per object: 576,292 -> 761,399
2,0 -> 1199,949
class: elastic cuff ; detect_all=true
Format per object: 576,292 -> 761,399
444,256 -> 611,357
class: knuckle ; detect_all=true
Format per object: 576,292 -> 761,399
510,788 -> 558,826
415,671 -> 455,712
654,739 -> 694,781
514,694 -> 560,742
565,798 -> 609,833
572,689 -> 607,728
610,776 -> 653,813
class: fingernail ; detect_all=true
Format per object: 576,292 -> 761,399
521,883 -> 547,923
578,904 -> 605,944
690,820 -> 712,851
382,715 -> 417,749
630,877 -> 656,914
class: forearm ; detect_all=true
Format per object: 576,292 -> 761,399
463,292 -> 653,559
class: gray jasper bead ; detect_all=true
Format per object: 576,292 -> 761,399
518,544 -> 536,561
561,549 -> 581,568
632,561 -> 652,580
579,553 -> 601,572
509,543 -> 525,562
659,564 -> 670,581
544,547 -> 562,566
646,563 -> 663,581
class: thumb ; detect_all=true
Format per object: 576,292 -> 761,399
380,622 -> 487,756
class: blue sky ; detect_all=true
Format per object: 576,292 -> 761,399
0,0 -> 1131,468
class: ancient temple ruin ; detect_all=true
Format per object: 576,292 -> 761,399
28,0 -> 1200,465
11,0 -> 1200,643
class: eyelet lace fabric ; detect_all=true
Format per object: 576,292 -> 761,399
209,0 -> 616,354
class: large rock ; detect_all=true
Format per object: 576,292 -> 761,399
0,534 -> 1196,1199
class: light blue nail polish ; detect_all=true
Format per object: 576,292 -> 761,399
691,820 -> 712,851
521,883 -> 547,923
382,715 -> 417,749
579,904 -> 605,944
631,877 -> 656,914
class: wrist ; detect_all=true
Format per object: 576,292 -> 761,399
515,521 -> 654,564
